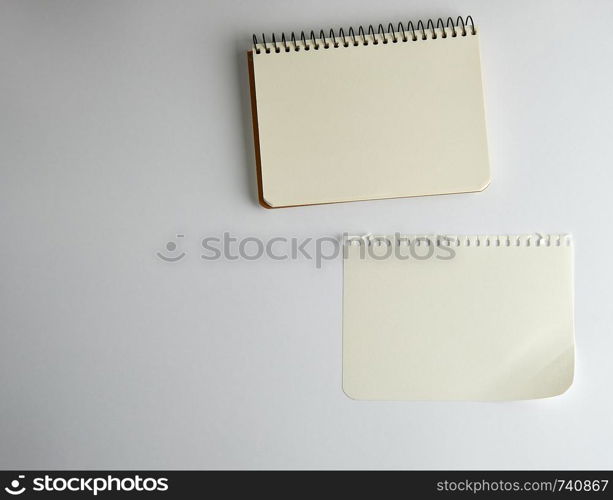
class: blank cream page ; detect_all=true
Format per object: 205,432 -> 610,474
343,234 -> 575,401
252,28 -> 490,207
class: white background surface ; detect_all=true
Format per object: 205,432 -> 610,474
1,0 -> 612,469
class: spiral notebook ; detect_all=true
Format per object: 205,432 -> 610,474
343,234 -> 575,401
248,16 -> 490,208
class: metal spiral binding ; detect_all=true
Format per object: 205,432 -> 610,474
253,16 -> 476,54
345,234 -> 572,248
